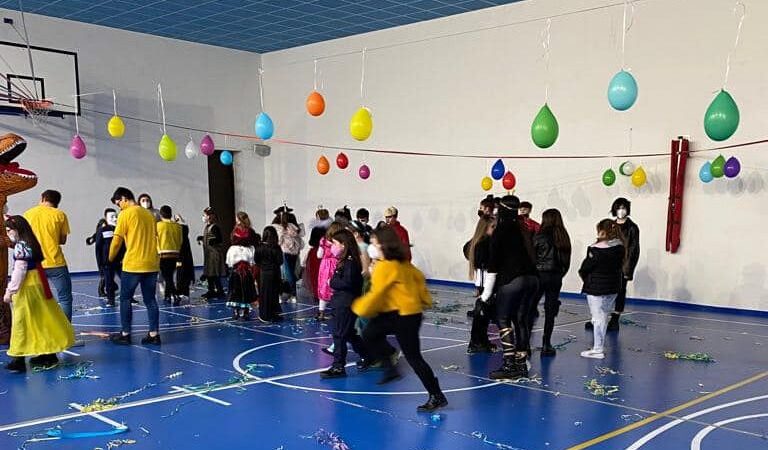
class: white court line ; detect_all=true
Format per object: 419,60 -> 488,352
690,413 -> 768,450
169,386 -> 231,406
62,350 -> 80,357
68,403 -> 126,429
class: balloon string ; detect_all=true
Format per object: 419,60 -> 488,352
258,67 -> 265,111
112,89 -> 117,116
74,106 -> 79,135
313,59 -> 318,91
542,19 -> 551,103
157,83 -> 167,135
620,0 -> 635,69
723,2 -> 746,89
360,48 -> 367,105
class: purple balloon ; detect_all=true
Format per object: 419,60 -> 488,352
70,134 -> 86,159
358,164 -> 370,180
200,134 -> 215,156
724,156 -> 741,178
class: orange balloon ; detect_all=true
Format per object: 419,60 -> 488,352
306,91 -> 325,116
317,155 -> 330,175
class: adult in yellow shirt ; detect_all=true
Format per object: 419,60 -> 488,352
108,187 -> 161,346
157,205 -> 182,305
23,190 -> 73,321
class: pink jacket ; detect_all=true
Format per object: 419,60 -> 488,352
317,237 -> 338,301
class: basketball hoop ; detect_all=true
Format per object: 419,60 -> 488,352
20,98 -> 53,126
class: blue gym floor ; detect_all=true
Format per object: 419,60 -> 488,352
1,275 -> 767,450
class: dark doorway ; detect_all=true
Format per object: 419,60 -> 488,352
207,150 -> 235,247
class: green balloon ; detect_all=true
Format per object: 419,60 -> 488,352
711,154 -> 726,178
531,103 -> 559,149
602,168 -> 616,186
704,90 -> 739,141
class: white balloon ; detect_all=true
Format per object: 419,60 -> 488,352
185,138 -> 199,159
619,161 -> 635,176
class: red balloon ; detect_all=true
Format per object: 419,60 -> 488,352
336,152 -> 349,169
502,171 -> 516,190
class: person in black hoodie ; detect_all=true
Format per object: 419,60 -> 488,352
532,209 -> 571,356
579,219 -> 626,359
254,226 -> 284,323
480,195 -> 540,380
86,216 -> 108,297
466,215 -> 497,353
174,215 -> 195,302
320,229 -> 371,378
94,209 -> 125,307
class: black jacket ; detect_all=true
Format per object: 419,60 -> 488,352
254,244 -> 283,272
534,231 -> 571,276
488,219 -> 537,288
617,218 -> 640,280
578,240 -> 625,296
330,257 -> 363,307
94,224 -> 124,268
472,236 -> 491,271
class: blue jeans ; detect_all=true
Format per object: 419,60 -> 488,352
120,272 -> 159,334
45,266 -> 73,321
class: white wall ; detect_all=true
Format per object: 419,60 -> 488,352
257,0 -> 768,311
0,8 -> 262,271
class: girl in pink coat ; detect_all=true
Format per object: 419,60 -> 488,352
317,222 -> 344,320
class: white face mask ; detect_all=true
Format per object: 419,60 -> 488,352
140,200 -> 151,209
202,215 -> 208,223
6,229 -> 18,243
616,208 -> 628,219
367,244 -> 381,261
106,212 -> 118,226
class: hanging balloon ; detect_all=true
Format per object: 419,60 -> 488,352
531,104 -> 559,148
220,150 -> 233,165
184,138 -> 199,159
630,166 -> 647,187
336,152 -> 349,169
317,155 -> 330,175
711,154 -> 726,178
607,70 -> 638,111
481,176 -> 493,191
107,115 -> 125,138
502,171 -> 516,190
254,112 -> 274,140
490,159 -> 505,180
70,134 -> 86,159
358,164 -> 371,180
724,156 -> 741,178
619,161 -> 635,176
602,168 -> 616,186
306,91 -> 326,116
704,90 -> 739,141
699,161 -> 714,183
200,134 -> 215,156
349,107 -> 373,141
158,134 -> 177,161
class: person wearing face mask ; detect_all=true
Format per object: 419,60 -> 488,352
518,201 -> 541,234
174,215 -> 194,302
197,208 -> 226,300
137,193 -> 161,222
4,215 -> 75,372
94,208 -> 125,307
317,221 -> 345,321
86,216 -> 108,297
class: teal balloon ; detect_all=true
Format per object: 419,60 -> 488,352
704,90 -> 739,141
254,112 -> 274,140
607,70 -> 638,111
220,150 -> 233,165
531,104 -> 559,149
711,154 -> 725,178
602,168 -> 616,186
699,161 -> 713,183
491,159 -> 505,180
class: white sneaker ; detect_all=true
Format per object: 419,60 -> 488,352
580,349 -> 605,359
289,296 -> 297,303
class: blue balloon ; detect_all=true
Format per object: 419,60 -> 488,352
607,70 -> 638,111
491,159 -> 505,180
220,150 -> 233,165
699,161 -> 713,183
254,112 -> 274,140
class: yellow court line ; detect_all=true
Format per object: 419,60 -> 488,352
567,370 -> 768,450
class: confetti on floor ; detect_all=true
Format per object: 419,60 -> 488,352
584,379 -> 620,397
301,428 -> 351,450
552,335 -> 577,350
619,317 -> 648,329
663,352 -> 716,363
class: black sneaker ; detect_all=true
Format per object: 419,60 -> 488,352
489,359 -> 525,380
30,354 -> 58,367
141,334 -> 161,345
320,366 -> 346,379
106,299 -> 116,307
467,342 -> 497,354
541,344 -> 557,357
110,333 -> 132,345
5,357 -> 26,373
607,313 -> 620,331
416,393 -> 448,412
356,359 -> 372,371
585,320 -> 594,330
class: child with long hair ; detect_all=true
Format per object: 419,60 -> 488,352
4,215 -> 75,372
317,221 -> 345,321
254,226 -> 284,323
274,209 -> 304,303
353,227 -> 447,412
578,219 -> 625,359
467,215 -> 497,353
320,229 -> 371,378
532,209 -> 572,356
232,211 -> 260,247
226,227 -> 259,321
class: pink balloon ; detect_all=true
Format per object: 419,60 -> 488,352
70,134 -> 86,159
358,164 -> 370,180
200,134 -> 215,156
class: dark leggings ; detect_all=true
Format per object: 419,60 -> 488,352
331,305 -> 369,368
363,312 -> 441,395
283,253 -> 299,296
159,258 -> 178,298
614,277 -> 630,313
208,276 -> 223,295
530,272 -> 563,346
496,275 -> 540,356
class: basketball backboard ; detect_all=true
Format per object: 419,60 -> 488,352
0,40 -> 80,117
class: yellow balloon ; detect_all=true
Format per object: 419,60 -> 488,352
107,115 -> 125,138
349,107 -> 373,141
631,166 -> 647,187
481,176 -> 493,191
158,134 -> 177,161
